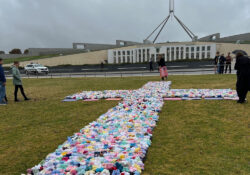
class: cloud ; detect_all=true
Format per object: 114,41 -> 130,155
0,0 -> 249,52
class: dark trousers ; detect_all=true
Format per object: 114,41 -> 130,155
225,63 -> 231,74
14,85 -> 27,100
236,77 -> 249,102
162,77 -> 168,81
237,87 -> 248,102
150,66 -> 153,71
220,65 -> 224,74
149,63 -> 153,71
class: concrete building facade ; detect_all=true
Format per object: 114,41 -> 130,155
199,32 -> 250,43
72,43 -> 117,51
3,42 -> 250,67
73,40 -> 142,51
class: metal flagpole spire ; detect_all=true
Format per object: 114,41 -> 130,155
169,0 -> 174,14
144,0 -> 198,44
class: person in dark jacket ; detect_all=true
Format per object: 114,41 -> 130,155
234,53 -> 250,103
149,57 -> 154,72
219,54 -> 226,74
0,58 -> 7,105
100,62 -> 104,72
214,52 -> 220,74
158,55 -> 168,81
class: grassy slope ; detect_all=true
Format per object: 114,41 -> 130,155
0,75 -> 249,175
2,55 -> 58,65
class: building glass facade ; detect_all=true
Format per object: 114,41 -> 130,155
108,43 -> 216,64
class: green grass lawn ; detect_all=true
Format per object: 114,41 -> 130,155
0,75 -> 249,175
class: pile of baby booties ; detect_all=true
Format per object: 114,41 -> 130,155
27,82 -> 172,175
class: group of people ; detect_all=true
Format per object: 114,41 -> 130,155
0,59 -> 29,105
214,52 -> 232,74
214,51 -> 250,103
153,52 -> 250,104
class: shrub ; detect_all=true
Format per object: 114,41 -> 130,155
24,49 -> 29,54
9,48 -> 22,54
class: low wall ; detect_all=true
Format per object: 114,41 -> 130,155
28,48 -> 86,56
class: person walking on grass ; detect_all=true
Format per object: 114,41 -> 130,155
4,95 -> 7,103
12,61 -> 30,102
225,52 -> 232,74
158,55 -> 168,81
0,58 -> 7,105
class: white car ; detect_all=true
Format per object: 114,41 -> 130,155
24,64 -> 49,75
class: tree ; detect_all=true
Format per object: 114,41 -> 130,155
24,49 -> 29,54
9,48 -> 22,54
0,51 -> 5,54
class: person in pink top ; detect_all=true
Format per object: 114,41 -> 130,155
158,55 -> 168,81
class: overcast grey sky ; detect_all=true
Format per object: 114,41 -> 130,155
0,0 -> 249,52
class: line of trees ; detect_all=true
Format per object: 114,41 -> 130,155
0,49 -> 29,54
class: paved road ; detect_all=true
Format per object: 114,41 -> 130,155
5,68 -> 236,79
4,60 -> 217,73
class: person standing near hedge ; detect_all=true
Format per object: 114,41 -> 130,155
214,52 -> 220,74
12,61 -> 30,102
225,52 -> 232,74
149,57 -> 154,72
219,54 -> 226,74
0,58 -> 7,105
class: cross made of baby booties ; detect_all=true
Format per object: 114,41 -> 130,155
27,81 -> 238,175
